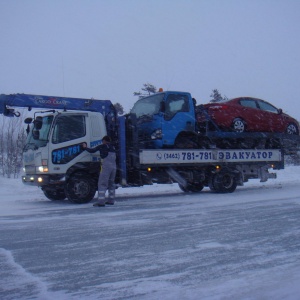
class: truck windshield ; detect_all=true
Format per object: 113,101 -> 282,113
130,94 -> 164,118
52,114 -> 86,144
24,115 -> 54,150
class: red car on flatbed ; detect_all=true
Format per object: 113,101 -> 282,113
197,97 -> 299,135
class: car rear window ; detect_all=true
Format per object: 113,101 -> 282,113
240,99 -> 257,109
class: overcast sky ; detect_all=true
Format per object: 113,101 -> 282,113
1,0 -> 300,119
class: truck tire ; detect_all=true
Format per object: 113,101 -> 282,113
209,171 -> 237,193
179,183 -> 204,193
64,173 -> 97,204
42,188 -> 66,201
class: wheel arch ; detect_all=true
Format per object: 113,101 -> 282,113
174,130 -> 199,148
65,161 -> 100,181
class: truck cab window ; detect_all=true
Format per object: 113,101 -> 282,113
165,94 -> 189,120
52,115 -> 86,144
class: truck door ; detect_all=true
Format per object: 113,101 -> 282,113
162,93 -> 195,147
49,113 -> 88,167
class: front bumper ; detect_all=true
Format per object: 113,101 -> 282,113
22,174 -> 65,187
22,174 -> 50,186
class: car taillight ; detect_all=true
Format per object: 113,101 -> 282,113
209,105 -> 229,110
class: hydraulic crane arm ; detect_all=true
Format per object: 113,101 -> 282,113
0,93 -> 115,117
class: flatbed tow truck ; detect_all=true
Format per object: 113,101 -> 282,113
0,91 -> 298,202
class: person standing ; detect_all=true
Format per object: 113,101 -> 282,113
82,136 -> 116,207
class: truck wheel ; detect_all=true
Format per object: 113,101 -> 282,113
42,188 -> 66,201
209,172 -> 237,193
64,173 -> 97,204
179,183 -> 204,193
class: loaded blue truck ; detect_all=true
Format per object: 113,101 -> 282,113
0,90 -> 298,203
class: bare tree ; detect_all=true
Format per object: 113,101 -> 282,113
114,102 -> 124,115
210,89 -> 228,102
0,115 -> 27,178
134,83 -> 157,99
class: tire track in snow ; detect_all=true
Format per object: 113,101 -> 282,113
0,248 -> 51,300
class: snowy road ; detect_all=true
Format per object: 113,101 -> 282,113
1,166 -> 300,299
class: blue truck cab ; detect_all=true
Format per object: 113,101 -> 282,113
130,91 -> 197,148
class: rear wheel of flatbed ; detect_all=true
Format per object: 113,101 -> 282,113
209,171 -> 237,193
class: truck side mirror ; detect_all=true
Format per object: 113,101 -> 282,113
278,108 -> 282,114
24,117 -> 33,124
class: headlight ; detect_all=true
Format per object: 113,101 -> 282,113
38,159 -> 49,172
38,166 -> 49,172
151,129 -> 162,140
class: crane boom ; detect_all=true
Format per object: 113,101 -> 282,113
0,93 -> 115,117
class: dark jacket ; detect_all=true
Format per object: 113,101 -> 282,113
84,143 -> 115,159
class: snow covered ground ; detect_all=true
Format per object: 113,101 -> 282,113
1,165 -> 300,299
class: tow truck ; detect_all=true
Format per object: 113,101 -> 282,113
0,91 -> 298,203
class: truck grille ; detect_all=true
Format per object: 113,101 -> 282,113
24,165 -> 36,174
